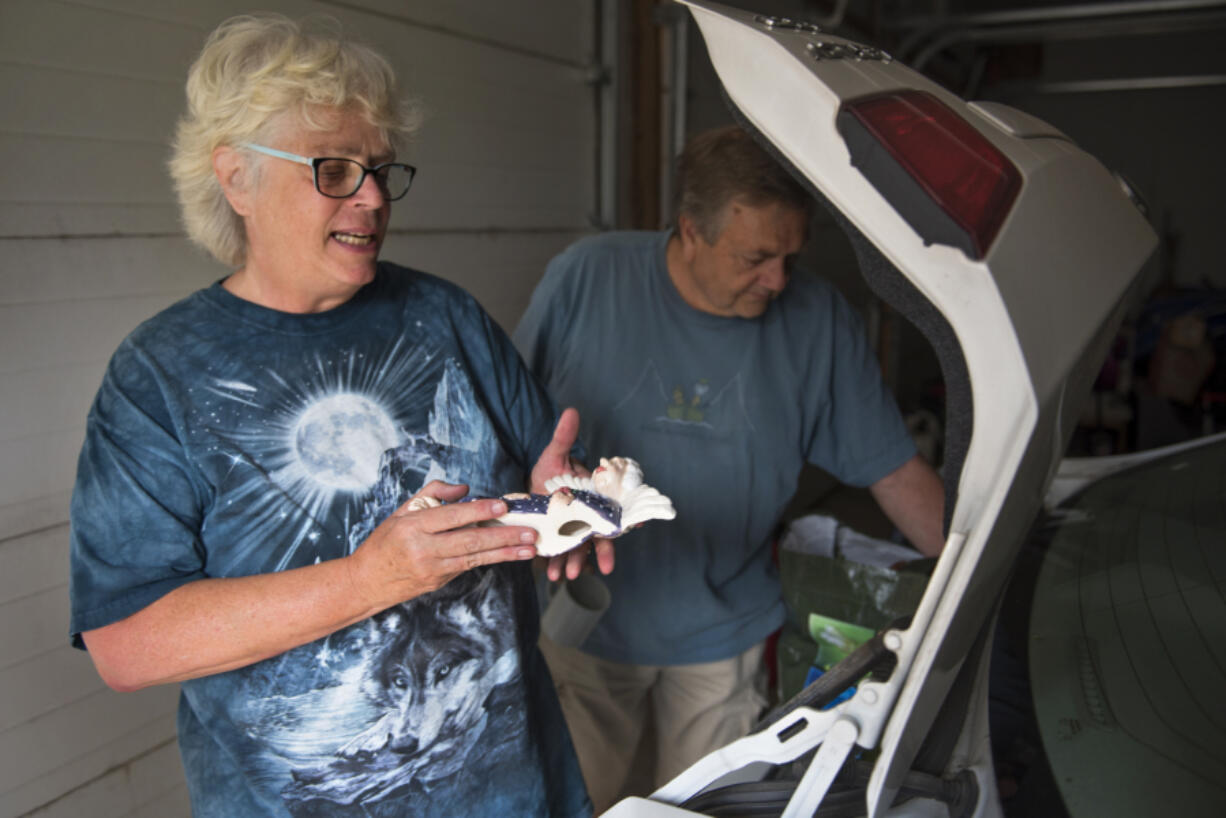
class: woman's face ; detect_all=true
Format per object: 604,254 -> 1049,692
239,111 -> 394,312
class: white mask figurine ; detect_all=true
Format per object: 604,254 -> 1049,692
410,457 -> 676,556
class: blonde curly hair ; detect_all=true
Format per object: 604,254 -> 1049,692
169,14 -> 421,267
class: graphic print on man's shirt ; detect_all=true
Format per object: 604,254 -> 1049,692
190,340 -> 527,815
613,358 -> 754,440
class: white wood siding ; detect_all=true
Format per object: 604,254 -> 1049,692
0,1 -> 596,815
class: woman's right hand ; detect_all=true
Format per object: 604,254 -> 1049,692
346,480 -> 538,611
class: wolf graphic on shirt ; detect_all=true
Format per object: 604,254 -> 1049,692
279,568 -> 523,813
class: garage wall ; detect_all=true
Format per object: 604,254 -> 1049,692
0,1 -> 596,816
1000,27 -> 1226,291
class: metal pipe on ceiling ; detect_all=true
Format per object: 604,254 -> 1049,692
1002,73 -> 1226,94
897,0 -> 1226,49
909,7 -> 1226,71
896,0 -> 1226,69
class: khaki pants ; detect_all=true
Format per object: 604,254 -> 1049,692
539,635 -> 767,814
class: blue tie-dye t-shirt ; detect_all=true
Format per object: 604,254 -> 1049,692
69,263 -> 591,818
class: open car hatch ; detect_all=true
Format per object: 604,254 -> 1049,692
606,2 -> 1157,816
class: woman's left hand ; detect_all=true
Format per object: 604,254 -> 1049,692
529,407 -> 615,579
546,536 -> 615,581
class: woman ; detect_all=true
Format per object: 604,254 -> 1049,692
69,14 -> 603,817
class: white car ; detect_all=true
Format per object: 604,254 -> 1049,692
605,1 -> 1157,816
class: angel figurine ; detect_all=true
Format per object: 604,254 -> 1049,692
409,457 -> 676,556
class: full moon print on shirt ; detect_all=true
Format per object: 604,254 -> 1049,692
292,392 -> 399,491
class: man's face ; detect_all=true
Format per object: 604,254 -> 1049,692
675,198 -> 807,319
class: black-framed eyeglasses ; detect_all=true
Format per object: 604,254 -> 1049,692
242,143 -> 416,201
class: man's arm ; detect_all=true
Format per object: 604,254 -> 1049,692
868,454 -> 946,558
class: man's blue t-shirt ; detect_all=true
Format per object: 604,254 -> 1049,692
513,231 -> 916,666
69,264 -> 591,817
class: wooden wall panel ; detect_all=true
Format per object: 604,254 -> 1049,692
337,0 -> 594,65
3,677 -> 180,788
384,229 -> 588,334
0,528 -> 69,605
0,435 -> 83,538
0,588 -> 72,669
0,2 -> 204,81
56,0 -> 594,66
1,0 -> 596,238
0,238 -> 217,310
1,714 -> 178,817
17,738 -> 186,818
1,647 -> 103,734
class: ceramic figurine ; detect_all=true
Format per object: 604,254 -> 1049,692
408,456 -> 676,556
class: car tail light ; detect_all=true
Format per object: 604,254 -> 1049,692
837,90 -> 1022,260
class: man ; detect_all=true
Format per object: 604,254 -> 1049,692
513,125 -> 944,811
